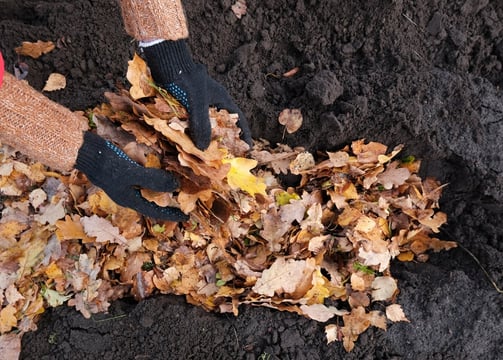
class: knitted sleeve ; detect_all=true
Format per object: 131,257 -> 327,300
119,0 -> 189,41
0,72 -> 89,172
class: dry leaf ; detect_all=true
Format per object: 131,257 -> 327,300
300,304 -> 348,322
15,40 -> 55,58
127,53 -> 156,99
252,257 -> 316,298
290,151 -> 315,174
0,333 -> 21,360
386,304 -> 410,322
278,109 -> 303,134
80,215 -> 127,244
377,162 -> 410,189
42,73 -> 66,92
222,157 -> 267,196
0,305 -> 17,334
371,276 -> 397,301
231,0 -> 247,19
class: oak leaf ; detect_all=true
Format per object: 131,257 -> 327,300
376,161 -> 410,189
15,40 -> 55,58
80,215 -> 127,244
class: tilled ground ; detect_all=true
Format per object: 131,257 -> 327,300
0,0 -> 502,359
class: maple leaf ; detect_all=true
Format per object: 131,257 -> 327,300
15,40 -> 55,58
222,157 -> 267,196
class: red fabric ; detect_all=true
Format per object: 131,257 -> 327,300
0,51 -> 4,88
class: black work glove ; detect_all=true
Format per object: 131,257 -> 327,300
75,132 -> 189,222
142,40 -> 252,150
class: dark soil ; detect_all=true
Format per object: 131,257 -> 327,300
1,0 -> 502,359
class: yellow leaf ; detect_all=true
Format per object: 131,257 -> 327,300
222,157 -> 266,196
45,262 -> 64,279
127,53 -> 156,100
0,305 -> 17,334
88,190 -> 119,215
397,251 -> 415,262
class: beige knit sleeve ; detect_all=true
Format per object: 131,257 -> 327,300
0,72 -> 88,172
119,0 -> 189,41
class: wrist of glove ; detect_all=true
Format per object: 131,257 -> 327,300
142,40 -> 252,150
75,132 -> 188,221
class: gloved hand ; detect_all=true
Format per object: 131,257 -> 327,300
75,132 -> 189,221
142,40 -> 252,150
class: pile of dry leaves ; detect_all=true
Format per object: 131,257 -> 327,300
0,54 -> 456,355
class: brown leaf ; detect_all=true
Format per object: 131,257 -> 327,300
386,304 -> 410,322
15,40 -> 55,58
252,257 -> 315,298
80,215 -> 127,244
42,73 -> 66,92
278,109 -> 303,134
126,53 -> 156,100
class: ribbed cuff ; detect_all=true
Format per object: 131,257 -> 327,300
141,40 -> 195,84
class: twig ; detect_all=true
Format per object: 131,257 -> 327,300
456,242 -> 503,294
